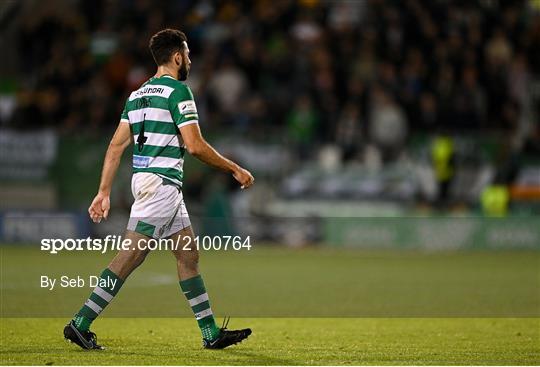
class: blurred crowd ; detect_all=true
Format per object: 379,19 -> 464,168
5,0 -> 540,160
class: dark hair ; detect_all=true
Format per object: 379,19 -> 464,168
149,29 -> 187,66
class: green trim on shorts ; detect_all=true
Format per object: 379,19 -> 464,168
161,176 -> 182,191
135,221 -> 156,238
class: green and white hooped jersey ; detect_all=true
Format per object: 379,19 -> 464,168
120,75 -> 199,187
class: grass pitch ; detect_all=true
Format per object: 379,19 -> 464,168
1,318 -> 539,365
1,245 -> 539,364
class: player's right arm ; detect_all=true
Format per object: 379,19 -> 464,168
88,121 -> 132,223
179,123 -> 254,189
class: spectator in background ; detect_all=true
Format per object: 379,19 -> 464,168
508,53 -> 530,108
369,86 -> 408,162
351,43 -> 377,84
453,66 -> 486,129
207,57 -> 248,117
4,0 -> 538,163
418,92 -> 438,129
481,183 -> 510,217
485,28 -> 513,68
434,63 -> 456,129
290,12 -> 322,45
483,28 -> 514,128
327,0 -> 366,32
431,135 -> 456,207
399,48 -> 425,125
335,102 -> 363,162
287,94 -> 319,159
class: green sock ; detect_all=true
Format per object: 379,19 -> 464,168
72,268 -> 124,332
180,275 -> 220,341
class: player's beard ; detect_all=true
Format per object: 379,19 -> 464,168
178,59 -> 189,81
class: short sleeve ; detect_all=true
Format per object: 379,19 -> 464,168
120,99 -> 129,123
169,85 -> 199,128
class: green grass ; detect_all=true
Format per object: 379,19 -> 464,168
1,246 -> 539,317
1,318 -> 539,365
1,245 -> 539,364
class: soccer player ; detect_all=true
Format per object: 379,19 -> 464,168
63,29 -> 254,350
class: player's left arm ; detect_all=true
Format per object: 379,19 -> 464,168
169,85 -> 254,189
88,121 -> 132,223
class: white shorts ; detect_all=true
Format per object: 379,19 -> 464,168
127,172 -> 191,239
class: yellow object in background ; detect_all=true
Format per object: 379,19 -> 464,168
432,136 -> 454,181
481,185 -> 510,217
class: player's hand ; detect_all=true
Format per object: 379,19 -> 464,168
88,192 -> 111,223
232,166 -> 254,189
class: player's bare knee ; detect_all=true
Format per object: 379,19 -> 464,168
180,250 -> 199,265
132,248 -> 150,267
178,250 -> 199,272
112,248 -> 148,272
